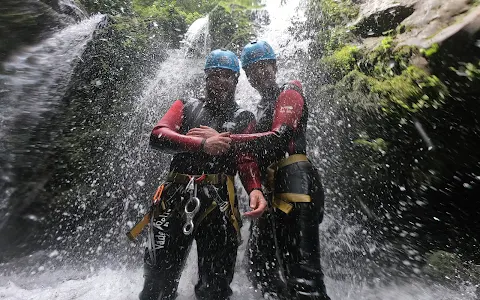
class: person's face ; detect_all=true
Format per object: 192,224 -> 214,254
244,60 -> 277,91
205,68 -> 238,104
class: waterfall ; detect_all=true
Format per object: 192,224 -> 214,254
182,15 -> 211,58
0,14 -> 105,233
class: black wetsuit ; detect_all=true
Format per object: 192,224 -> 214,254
231,81 -> 330,300
140,98 -> 260,300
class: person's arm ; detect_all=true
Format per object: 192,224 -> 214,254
235,114 -> 266,217
150,100 -> 230,154
230,81 -> 305,151
150,100 -> 205,154
235,112 -> 261,193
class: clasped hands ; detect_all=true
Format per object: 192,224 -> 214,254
187,125 -> 231,155
187,125 -> 266,218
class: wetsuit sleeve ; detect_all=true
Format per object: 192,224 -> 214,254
149,100 -> 204,154
230,81 -> 305,152
235,112 -> 262,194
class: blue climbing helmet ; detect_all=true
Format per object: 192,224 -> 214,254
204,49 -> 240,74
240,41 -> 276,70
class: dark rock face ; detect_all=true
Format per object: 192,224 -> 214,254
0,0 -> 88,62
306,0 -> 480,279
412,7 -> 480,260
352,0 -> 415,37
0,14 -> 167,261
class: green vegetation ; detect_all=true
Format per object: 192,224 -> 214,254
319,45 -> 359,80
78,0 -> 261,49
353,137 -> 388,153
420,43 -> 439,58
450,60 -> 480,81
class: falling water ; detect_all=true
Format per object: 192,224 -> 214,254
0,14 -> 105,232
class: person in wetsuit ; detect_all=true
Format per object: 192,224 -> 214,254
139,49 -> 267,300
187,41 -> 330,300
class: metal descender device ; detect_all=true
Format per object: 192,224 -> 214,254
183,176 -> 201,235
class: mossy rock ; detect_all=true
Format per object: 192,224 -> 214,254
424,250 -> 480,284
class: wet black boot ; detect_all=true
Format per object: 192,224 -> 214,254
286,264 -> 330,300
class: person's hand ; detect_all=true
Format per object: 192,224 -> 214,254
203,132 -> 231,155
187,125 -> 223,139
244,189 -> 267,218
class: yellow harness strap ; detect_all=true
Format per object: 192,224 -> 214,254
226,176 -> 240,235
126,184 -> 166,241
268,154 -> 312,214
126,212 -> 151,241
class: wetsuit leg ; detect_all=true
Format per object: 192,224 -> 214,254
247,201 -> 288,300
275,164 -> 330,300
195,207 -> 239,300
139,191 -> 193,300
276,204 -> 330,300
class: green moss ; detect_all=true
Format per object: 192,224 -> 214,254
335,62 -> 448,118
320,45 -> 359,80
396,24 -> 407,34
323,27 -> 357,55
79,0 -> 133,15
465,61 -> 480,80
420,43 -> 440,58
370,66 -> 448,114
313,0 -> 359,28
379,36 -> 394,51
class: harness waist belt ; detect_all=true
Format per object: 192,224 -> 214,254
127,172 -> 239,241
267,154 -> 312,214
166,172 -> 230,185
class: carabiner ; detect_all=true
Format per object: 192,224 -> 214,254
182,196 -> 200,235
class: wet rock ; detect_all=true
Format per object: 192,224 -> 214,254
424,250 -> 480,285
352,0 -> 416,37
306,0 -> 480,275
0,0 -> 83,62
398,0 -> 476,48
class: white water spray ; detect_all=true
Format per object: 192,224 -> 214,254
0,14 -> 104,138
0,14 -> 105,227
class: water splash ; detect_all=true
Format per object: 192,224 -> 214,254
0,14 -> 104,136
182,16 -> 210,58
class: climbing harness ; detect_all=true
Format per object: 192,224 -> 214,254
267,154 -> 313,214
126,172 -> 240,240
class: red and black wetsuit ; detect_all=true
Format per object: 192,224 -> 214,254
140,97 -> 260,300
231,81 -> 330,300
